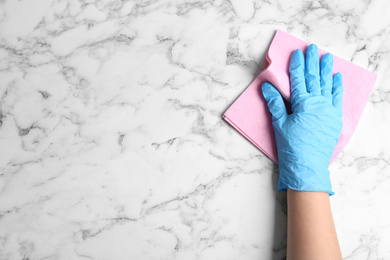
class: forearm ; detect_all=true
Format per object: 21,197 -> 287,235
287,189 -> 342,260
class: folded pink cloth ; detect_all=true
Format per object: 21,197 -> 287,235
223,30 -> 377,164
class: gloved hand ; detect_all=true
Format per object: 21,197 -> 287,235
261,44 -> 343,195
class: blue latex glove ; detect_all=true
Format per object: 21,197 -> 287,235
261,44 -> 343,195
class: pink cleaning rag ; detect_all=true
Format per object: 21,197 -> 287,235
223,30 -> 377,164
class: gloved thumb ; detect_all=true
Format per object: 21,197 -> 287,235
261,82 -> 288,122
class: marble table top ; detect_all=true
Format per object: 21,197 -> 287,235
1,0 -> 389,259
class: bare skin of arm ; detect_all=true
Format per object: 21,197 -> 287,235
287,189 -> 342,260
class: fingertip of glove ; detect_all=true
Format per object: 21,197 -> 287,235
290,49 -> 304,70
308,43 -> 318,53
322,52 -> 333,63
334,72 -> 343,85
292,49 -> 304,59
334,72 -> 343,79
261,82 -> 274,99
261,81 -> 272,89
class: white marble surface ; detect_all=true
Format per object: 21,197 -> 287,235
0,0 -> 389,259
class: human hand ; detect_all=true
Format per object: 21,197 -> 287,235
261,44 -> 343,195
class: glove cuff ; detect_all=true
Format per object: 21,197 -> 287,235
277,165 -> 334,196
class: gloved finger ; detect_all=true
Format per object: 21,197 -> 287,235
332,72 -> 343,112
289,49 -> 306,99
320,53 -> 333,98
261,82 -> 288,122
305,44 -> 321,95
